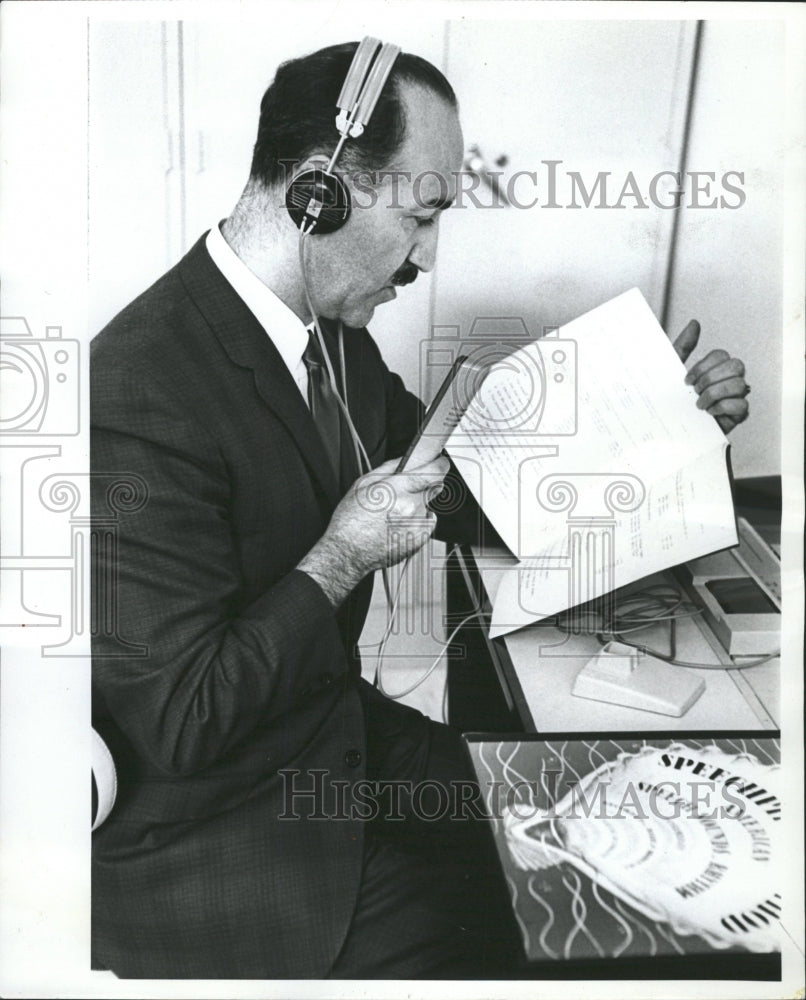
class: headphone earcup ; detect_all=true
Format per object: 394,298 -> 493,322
286,167 -> 351,235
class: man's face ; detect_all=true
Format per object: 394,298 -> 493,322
305,84 -> 464,328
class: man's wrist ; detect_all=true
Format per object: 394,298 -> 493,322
297,534 -> 366,608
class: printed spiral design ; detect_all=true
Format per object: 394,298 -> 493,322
40,477 -> 82,514
604,476 -> 645,514
428,474 -> 468,516
356,477 -> 397,514
105,475 -> 149,515
537,478 -> 579,514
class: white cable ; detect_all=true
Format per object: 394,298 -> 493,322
373,554 -> 413,685
555,584 -> 780,670
376,607 -> 487,701
336,319 -> 365,481
298,231 -> 372,474
606,635 -> 780,671
298,229 -> 393,608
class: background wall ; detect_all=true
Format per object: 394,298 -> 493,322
435,20 -> 694,331
87,13 -> 785,477
663,19 -> 784,476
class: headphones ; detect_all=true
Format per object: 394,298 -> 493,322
285,37 -> 401,235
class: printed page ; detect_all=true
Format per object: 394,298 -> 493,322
447,287 -> 729,558
488,444 -> 736,636
444,288 -> 738,633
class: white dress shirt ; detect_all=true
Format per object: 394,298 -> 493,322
205,222 -> 310,404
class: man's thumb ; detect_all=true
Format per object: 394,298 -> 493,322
672,319 -> 701,362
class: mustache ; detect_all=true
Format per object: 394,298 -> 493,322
390,260 -> 419,287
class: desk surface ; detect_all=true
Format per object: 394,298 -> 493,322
465,546 -> 779,733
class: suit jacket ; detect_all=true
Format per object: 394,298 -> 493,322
91,233 -> 500,979
91,233 -> 439,978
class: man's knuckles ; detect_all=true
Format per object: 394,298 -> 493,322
688,348 -> 731,381
697,376 -> 748,408
694,357 -> 745,392
710,397 -> 749,418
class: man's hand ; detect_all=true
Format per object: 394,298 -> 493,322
673,319 -> 750,434
297,456 -> 449,607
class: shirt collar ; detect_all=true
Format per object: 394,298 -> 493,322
205,222 -> 309,378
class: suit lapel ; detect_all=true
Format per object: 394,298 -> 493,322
177,235 -> 342,509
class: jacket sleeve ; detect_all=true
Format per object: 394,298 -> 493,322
91,355 -> 347,778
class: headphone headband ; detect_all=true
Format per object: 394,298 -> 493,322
336,38 -> 401,139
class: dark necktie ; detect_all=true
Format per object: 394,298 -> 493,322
303,329 -> 343,484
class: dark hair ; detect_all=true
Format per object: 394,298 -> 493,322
249,42 -> 457,189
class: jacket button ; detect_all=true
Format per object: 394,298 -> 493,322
319,672 -> 334,686
344,749 -> 362,768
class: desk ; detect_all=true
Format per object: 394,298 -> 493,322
445,481 -> 784,978
447,548 -> 779,733
445,478 -> 781,734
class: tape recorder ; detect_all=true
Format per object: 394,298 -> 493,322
677,517 -> 781,656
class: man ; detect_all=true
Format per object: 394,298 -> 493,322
90,40 -> 749,980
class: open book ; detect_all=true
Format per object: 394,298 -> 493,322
445,288 -> 737,639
